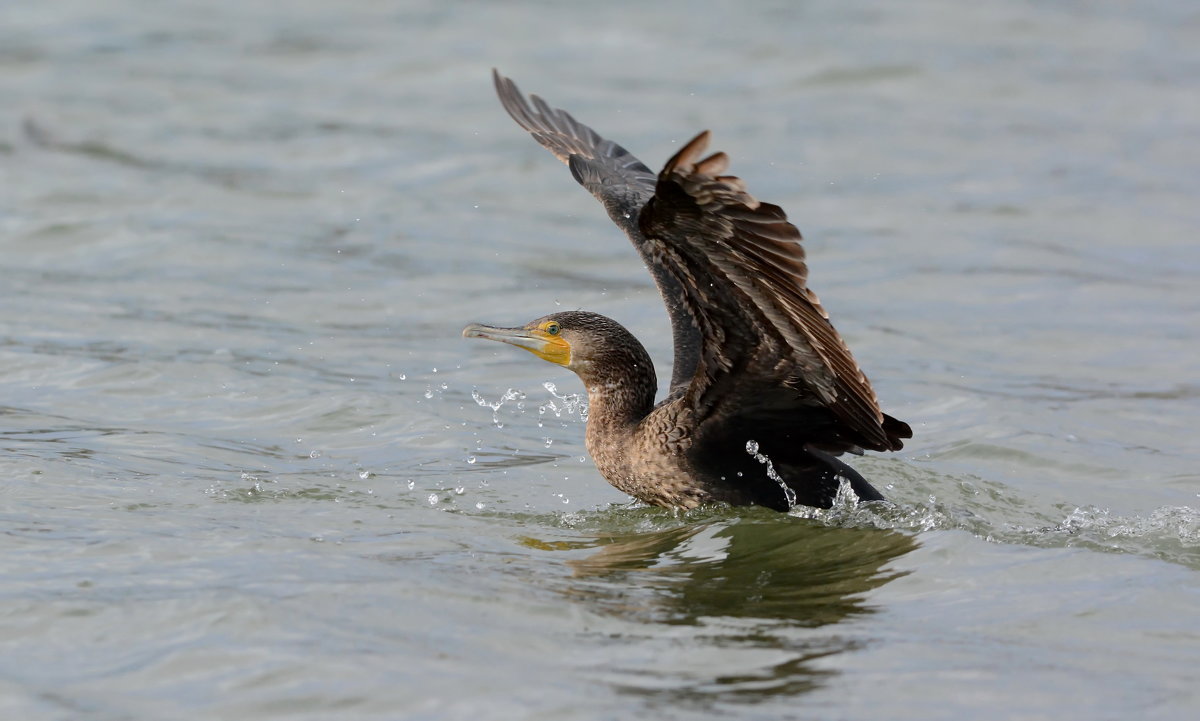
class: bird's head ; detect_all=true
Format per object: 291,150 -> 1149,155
463,314 -> 573,367
463,310 -> 652,381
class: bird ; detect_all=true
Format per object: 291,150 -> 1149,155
463,71 -> 911,512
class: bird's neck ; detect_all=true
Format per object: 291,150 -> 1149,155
577,357 -> 657,448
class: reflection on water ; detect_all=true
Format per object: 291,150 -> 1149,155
521,511 -> 916,704
561,516 -> 916,625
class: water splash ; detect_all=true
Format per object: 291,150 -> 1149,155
540,381 -> 588,422
777,471 -> 1200,567
789,477 -> 862,522
745,440 -> 797,509
1012,504 -> 1200,564
471,387 -> 526,427
1044,505 -> 1198,541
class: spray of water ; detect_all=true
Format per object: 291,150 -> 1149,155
470,387 -> 526,428
745,440 -> 798,509
539,381 -> 588,422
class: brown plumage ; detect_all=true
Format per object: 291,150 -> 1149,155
463,71 -> 911,511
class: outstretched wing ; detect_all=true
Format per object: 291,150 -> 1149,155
493,70 -> 701,394
638,132 -> 911,454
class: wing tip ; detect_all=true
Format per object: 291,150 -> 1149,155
493,68 -> 533,126
492,67 -> 515,102
663,131 -> 711,174
696,152 -> 729,177
662,131 -> 739,185
883,413 -> 913,450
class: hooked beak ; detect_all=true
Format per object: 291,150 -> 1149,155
462,323 -> 571,366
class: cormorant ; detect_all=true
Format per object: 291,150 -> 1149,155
463,71 -> 911,511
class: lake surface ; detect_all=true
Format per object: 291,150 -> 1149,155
2,1 -> 1198,719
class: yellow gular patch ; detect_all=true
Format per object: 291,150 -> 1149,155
533,331 -> 571,366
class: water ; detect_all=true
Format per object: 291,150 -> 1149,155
2,0 -> 1198,718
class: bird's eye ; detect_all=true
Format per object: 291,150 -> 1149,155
545,322 -> 560,336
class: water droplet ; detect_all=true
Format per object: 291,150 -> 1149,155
398,373 -> 407,380
454,486 -> 465,495
427,493 -> 439,505
475,502 -> 485,510
407,480 -> 415,490
467,456 -> 476,464
424,389 -> 434,399
745,439 -> 795,507
359,470 -> 370,479
309,450 -> 321,459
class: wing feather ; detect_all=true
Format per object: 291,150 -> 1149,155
639,132 -> 910,452
493,72 -> 910,453
494,70 -> 701,393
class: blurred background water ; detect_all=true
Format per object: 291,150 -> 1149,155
1,0 -> 1198,719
